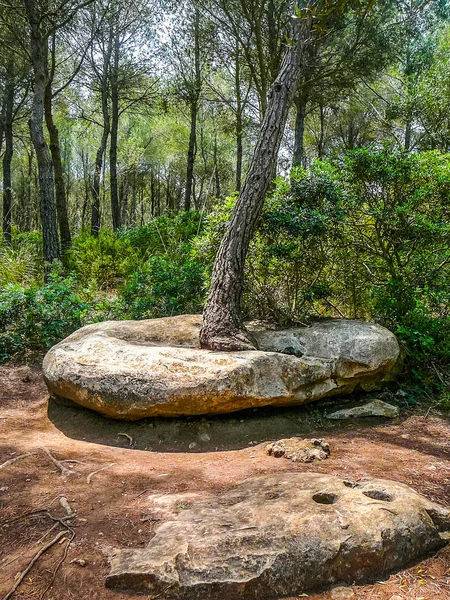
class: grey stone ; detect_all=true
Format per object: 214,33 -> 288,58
326,399 -> 400,420
106,472 -> 450,599
266,437 -> 330,462
43,315 -> 400,419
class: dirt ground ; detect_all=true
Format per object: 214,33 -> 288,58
1,363 -> 450,600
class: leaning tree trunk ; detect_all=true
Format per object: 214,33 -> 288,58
234,39 -> 243,192
200,17 -> 311,351
24,0 -> 60,266
2,58 -> 14,244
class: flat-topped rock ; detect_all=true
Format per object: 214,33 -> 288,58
43,315 -> 399,419
106,472 -> 450,598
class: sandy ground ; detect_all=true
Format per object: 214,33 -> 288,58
1,363 -> 450,600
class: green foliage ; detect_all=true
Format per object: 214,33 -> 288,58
0,232 -> 42,287
0,267 -> 90,361
0,212 -> 207,362
120,255 -> 204,319
197,149 -> 450,367
120,211 -> 202,257
66,229 -> 139,289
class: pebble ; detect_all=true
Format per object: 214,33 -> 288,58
330,586 -> 355,599
71,558 -> 87,567
199,433 -> 210,442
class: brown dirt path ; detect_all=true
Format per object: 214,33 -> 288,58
1,363 -> 450,600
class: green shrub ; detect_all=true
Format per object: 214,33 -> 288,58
120,254 -> 205,319
66,229 -> 139,289
0,268 -> 90,361
0,232 -> 42,287
121,211 -> 202,258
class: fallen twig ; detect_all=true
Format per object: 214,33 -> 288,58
86,462 -> 116,484
1,530 -> 66,600
118,432 -> 134,447
41,448 -> 75,477
0,453 -> 36,470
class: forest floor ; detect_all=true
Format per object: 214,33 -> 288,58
1,363 -> 450,600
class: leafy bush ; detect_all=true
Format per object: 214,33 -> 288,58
0,268 -> 90,361
0,232 -> 42,287
66,229 -> 139,289
120,255 -> 205,319
121,211 -> 202,257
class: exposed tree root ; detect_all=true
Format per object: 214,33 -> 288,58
41,447 -> 76,477
86,462 -> 116,484
1,531 -> 67,600
118,432 -> 134,446
0,453 -> 36,470
0,506 -> 76,600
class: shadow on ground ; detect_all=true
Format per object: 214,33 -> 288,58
48,393 -> 397,453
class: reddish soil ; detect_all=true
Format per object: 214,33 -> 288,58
1,363 -> 450,600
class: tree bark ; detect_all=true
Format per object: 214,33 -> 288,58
200,16 -> 311,351
235,39 -> 243,192
90,30 -> 112,236
184,6 -> 201,212
110,28 -> 121,230
292,88 -> 308,168
0,93 -> 6,156
213,131 -> 221,199
2,58 -> 14,244
23,0 -> 60,266
317,103 -> 325,158
44,35 -> 71,250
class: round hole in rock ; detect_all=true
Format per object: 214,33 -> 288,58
312,492 -> 337,505
362,489 -> 393,502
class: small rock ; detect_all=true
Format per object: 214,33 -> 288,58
326,399 -> 399,420
266,438 -> 330,463
199,433 -> 210,442
71,558 -> 87,567
330,586 -> 355,599
188,442 -> 197,449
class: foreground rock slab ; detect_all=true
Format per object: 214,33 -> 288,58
106,473 -> 450,599
327,399 -> 400,420
43,315 -> 399,419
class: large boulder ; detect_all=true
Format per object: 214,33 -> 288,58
106,472 -> 450,598
43,315 -> 399,419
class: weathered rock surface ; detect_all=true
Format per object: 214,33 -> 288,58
43,315 -> 400,419
106,472 -> 450,599
327,399 -> 400,420
266,437 -> 330,462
